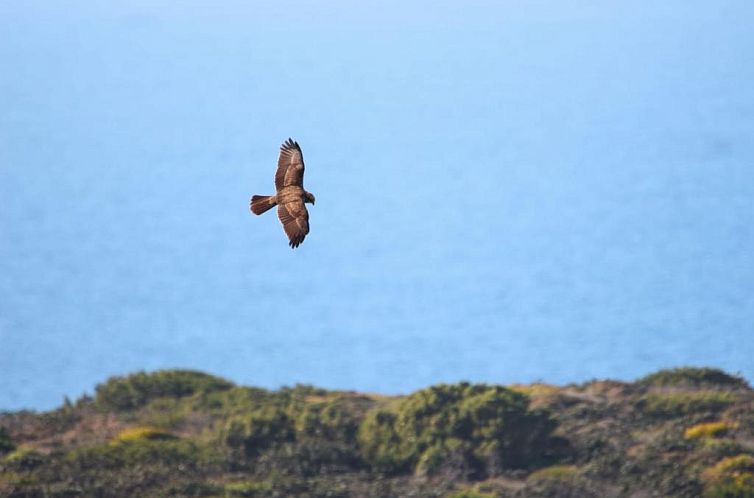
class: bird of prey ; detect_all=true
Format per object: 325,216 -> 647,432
250,138 -> 316,248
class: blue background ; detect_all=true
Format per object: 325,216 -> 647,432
1,1 -> 753,410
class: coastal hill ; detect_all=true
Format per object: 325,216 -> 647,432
1,367 -> 753,497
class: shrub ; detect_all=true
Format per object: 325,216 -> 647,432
253,440 -> 363,477
95,369 -> 234,411
1,448 -> 45,472
295,397 -> 363,444
0,470 -> 37,492
507,384 -> 561,397
165,480 -> 224,496
702,455 -> 754,498
703,455 -> 754,482
358,383 -> 558,476
138,397 -> 190,429
639,391 -> 738,418
224,406 -> 296,456
685,421 -> 737,440
0,427 -> 13,455
225,480 -> 274,496
694,438 -> 748,466
219,393 -> 368,476
111,426 -> 177,444
528,464 -> 579,481
68,437 -> 217,470
447,490 -> 496,498
191,385 -> 273,416
704,474 -> 754,498
639,368 -> 750,390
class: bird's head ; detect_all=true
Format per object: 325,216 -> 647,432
304,192 -> 316,205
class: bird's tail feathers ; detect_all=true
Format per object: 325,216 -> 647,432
250,195 -> 277,215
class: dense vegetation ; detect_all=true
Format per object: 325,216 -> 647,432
1,367 -> 752,497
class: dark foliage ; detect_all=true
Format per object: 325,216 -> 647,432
358,382 -> 558,477
0,426 -> 14,455
639,367 -> 750,390
94,369 -> 234,411
2,367 -> 753,498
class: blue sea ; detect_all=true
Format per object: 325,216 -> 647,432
1,1 -> 753,410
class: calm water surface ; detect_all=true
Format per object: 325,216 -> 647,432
1,1 -> 753,410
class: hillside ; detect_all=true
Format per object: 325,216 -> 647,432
1,367 -> 753,497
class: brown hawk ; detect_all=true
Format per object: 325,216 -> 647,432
250,138 -> 315,248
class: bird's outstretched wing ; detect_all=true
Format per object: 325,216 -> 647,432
277,201 -> 310,248
275,138 -> 305,190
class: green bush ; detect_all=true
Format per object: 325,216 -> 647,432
164,480 -> 225,496
358,383 -> 557,476
7,368 -> 751,497
225,406 -> 296,456
639,368 -> 750,390
2,448 -> 46,472
639,392 -> 739,418
95,369 -> 234,411
295,397 -> 363,444
684,421 -> 737,440
67,438 -> 217,470
694,438 -> 749,467
219,392 -> 368,476
447,490 -> 495,498
225,480 -> 274,497
0,427 -> 13,455
704,475 -> 754,498
528,464 -> 579,481
192,385 -> 272,415
111,426 -> 177,444
253,440 -> 364,477
703,455 -> 754,498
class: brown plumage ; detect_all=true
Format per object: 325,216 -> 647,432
250,138 -> 316,248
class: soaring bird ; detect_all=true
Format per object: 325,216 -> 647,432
250,138 -> 315,248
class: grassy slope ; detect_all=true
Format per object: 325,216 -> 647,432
1,367 -> 753,498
